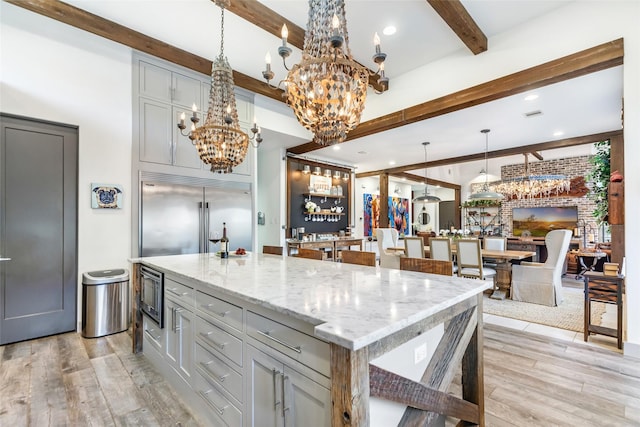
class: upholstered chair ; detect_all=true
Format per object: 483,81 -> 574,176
511,229 -> 572,306
482,236 -> 507,268
403,236 -> 425,259
430,237 -> 457,274
456,238 -> 496,285
375,228 -> 401,269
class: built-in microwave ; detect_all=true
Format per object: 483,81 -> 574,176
140,266 -> 164,328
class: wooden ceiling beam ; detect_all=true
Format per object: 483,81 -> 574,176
6,0 -> 285,103
290,39 -> 624,155
224,0 -> 386,93
530,151 -> 544,161
426,0 -> 487,55
392,172 -> 461,190
355,130 -> 622,178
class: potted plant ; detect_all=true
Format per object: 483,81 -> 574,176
587,140 -> 610,224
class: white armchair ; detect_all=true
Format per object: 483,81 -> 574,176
511,229 -> 572,306
376,228 -> 400,269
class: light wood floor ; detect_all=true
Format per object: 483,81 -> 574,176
3,325 -> 640,426
0,330 -> 199,426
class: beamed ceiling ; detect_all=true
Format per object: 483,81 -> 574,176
5,0 -> 624,181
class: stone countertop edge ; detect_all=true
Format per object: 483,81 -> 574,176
129,254 -> 491,351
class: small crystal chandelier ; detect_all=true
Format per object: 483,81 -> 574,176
178,0 -> 262,174
413,142 -> 441,203
262,0 -> 388,146
493,153 -> 570,200
469,129 -> 504,202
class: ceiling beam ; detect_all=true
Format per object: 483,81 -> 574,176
289,38 -> 623,155
355,130 -> 622,178
530,151 -> 544,161
6,0 -> 285,103
224,0 -> 386,93
426,0 -> 487,55
392,172 -> 461,190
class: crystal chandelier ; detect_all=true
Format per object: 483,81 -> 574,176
493,153 -> 570,200
469,129 -> 504,202
178,0 -> 262,173
413,142 -> 440,203
262,0 -> 388,146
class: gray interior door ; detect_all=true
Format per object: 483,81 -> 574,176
0,114 -> 78,345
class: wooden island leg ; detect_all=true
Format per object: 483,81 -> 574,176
331,345 -> 370,426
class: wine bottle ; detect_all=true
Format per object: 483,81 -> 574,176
220,222 -> 229,258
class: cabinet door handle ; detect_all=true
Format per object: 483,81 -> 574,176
198,389 -> 228,416
218,310 -> 231,318
257,330 -> 302,353
281,373 -> 289,418
272,368 -> 281,410
199,331 -> 227,350
171,307 -> 176,333
200,361 -> 229,382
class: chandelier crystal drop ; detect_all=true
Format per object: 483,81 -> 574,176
263,0 -> 388,146
178,0 -> 261,173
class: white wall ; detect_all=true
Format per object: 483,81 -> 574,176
1,4 -> 133,329
257,147 -> 286,250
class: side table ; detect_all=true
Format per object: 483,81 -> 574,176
583,272 -> 624,349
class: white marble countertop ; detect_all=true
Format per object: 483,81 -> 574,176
132,253 -> 490,351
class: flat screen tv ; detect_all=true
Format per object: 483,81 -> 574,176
512,206 -> 578,237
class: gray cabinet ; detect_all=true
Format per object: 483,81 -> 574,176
139,60 -> 201,108
245,344 -> 331,427
165,278 -> 195,384
134,53 -> 255,177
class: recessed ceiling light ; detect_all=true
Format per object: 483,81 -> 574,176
332,145 -> 340,150
524,94 -> 539,101
383,26 -> 396,36
389,160 -> 396,165
553,131 -> 564,137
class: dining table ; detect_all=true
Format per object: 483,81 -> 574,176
389,245 -> 536,299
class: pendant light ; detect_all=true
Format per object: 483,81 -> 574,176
469,129 -> 504,201
412,142 -> 441,203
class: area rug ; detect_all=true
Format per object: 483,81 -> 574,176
483,288 -> 605,333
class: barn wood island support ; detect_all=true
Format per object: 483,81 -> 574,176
130,253 -> 490,426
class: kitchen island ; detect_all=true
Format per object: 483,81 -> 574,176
131,253 -> 490,426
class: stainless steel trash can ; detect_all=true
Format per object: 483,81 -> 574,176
82,269 -> 129,338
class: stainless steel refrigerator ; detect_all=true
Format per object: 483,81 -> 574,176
140,181 -> 252,256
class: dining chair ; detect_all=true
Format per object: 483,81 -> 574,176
295,248 -> 324,260
400,257 -> 453,276
375,228 -> 401,269
430,237 -> 457,274
456,238 -> 496,285
403,236 -> 425,258
262,245 -> 283,255
341,250 -> 376,267
482,236 -> 507,268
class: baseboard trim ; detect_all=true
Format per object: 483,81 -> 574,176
624,341 -> 640,359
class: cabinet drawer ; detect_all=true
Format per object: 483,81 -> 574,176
142,315 -> 163,350
197,291 -> 243,332
247,312 -> 329,376
196,343 -> 242,403
194,371 -> 242,427
196,316 -> 242,368
165,278 -> 194,308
